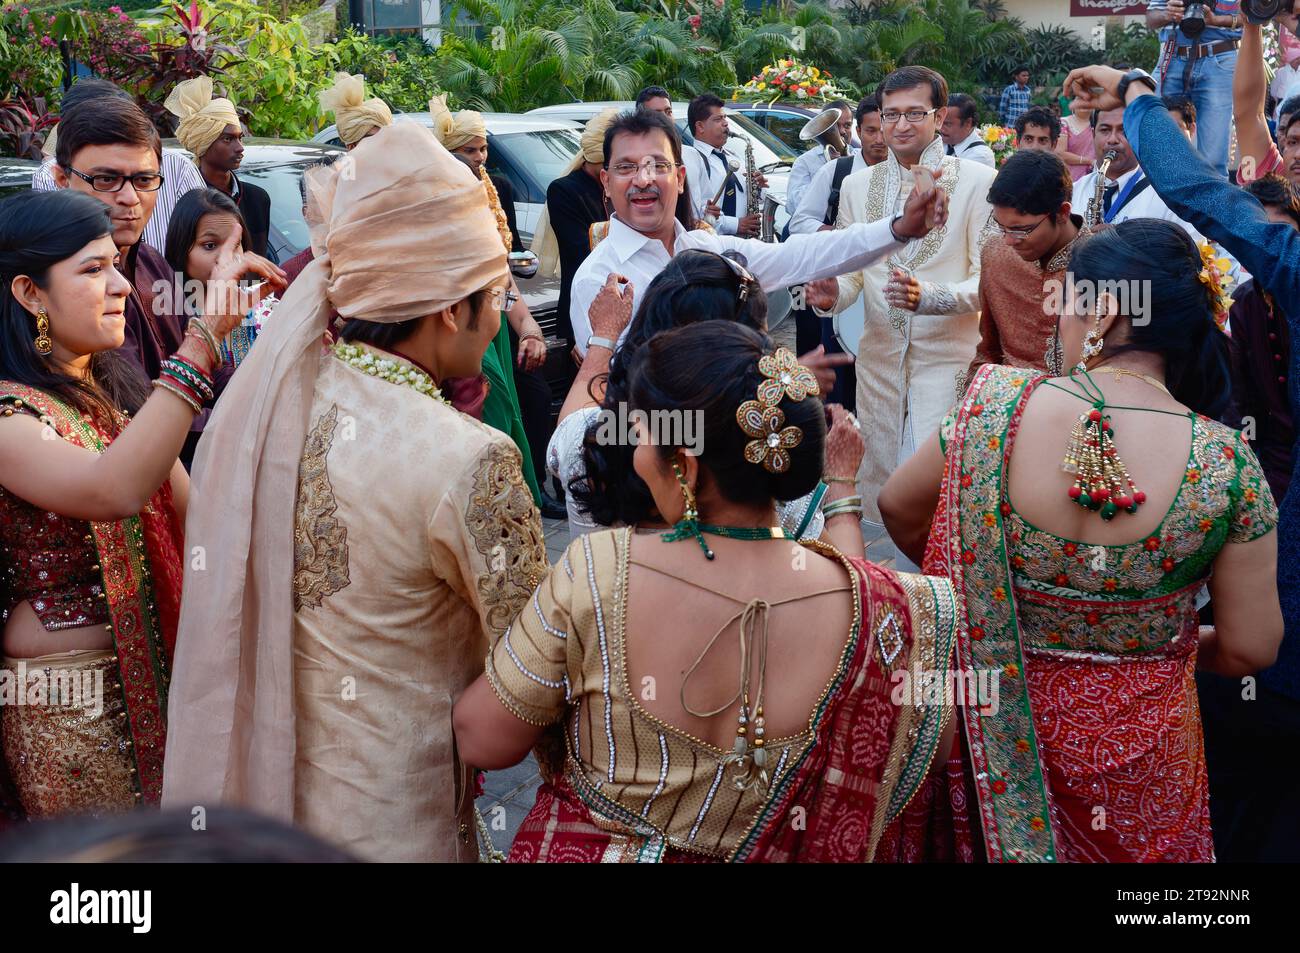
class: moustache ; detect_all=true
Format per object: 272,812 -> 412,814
627,187 -> 661,200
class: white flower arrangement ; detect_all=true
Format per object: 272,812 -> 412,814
332,341 -> 448,404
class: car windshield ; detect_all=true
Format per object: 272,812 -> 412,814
489,129 -> 581,202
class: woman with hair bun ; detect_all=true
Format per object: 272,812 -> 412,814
454,321 -> 964,862
879,218 -> 1283,862
0,189 -> 267,822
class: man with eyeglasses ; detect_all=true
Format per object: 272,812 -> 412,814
32,78 -> 203,254
567,108 -> 947,364
52,95 -> 189,389
970,149 -> 1090,379
804,65 -> 996,569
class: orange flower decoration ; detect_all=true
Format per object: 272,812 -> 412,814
737,399 -> 803,474
756,347 -> 819,405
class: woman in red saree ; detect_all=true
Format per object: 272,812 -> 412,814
454,322 -> 962,862
880,220 -> 1283,862
0,190 -> 278,824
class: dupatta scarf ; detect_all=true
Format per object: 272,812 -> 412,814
920,364 -> 1213,863
0,382 -> 182,810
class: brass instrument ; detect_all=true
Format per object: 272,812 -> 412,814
1087,150 -> 1118,229
799,107 -> 849,162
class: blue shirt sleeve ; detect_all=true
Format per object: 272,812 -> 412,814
1124,93 -> 1300,323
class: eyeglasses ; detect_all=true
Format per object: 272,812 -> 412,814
880,108 -> 938,126
64,166 -> 164,193
993,214 -> 1050,241
608,157 -> 676,179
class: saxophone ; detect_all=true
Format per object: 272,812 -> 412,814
742,134 -> 782,243
1087,150 -> 1118,229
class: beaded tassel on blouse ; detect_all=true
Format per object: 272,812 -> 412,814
1061,403 -> 1147,521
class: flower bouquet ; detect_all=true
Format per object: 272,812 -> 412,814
733,59 -> 845,104
977,124 -> 1017,166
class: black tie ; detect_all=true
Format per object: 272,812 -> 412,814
713,149 -> 737,217
946,144 -> 955,156
1102,182 -> 1118,216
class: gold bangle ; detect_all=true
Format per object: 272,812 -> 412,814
186,318 -> 221,366
825,476 -> 857,485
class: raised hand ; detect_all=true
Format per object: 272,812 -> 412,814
798,344 -> 853,394
824,403 -> 864,484
803,277 -> 841,313
1062,65 -> 1128,113
588,272 -> 634,342
895,180 -> 949,239
203,226 -> 288,337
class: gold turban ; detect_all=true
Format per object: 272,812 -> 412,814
318,72 -> 392,146
529,107 -> 621,278
161,121 -> 507,816
428,93 -> 486,150
164,76 -> 240,158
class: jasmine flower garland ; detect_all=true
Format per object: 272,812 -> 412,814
331,341 -> 449,405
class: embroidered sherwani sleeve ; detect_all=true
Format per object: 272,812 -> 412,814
484,537 -> 579,726
430,439 -> 547,647
915,186 -> 994,316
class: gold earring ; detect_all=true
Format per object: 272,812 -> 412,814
34,308 -> 52,354
1074,313 -> 1104,373
669,460 -> 713,560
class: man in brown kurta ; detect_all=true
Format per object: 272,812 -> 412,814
971,149 -> 1090,379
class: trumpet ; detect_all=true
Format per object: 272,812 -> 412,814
1087,150 -> 1118,229
799,107 -> 849,163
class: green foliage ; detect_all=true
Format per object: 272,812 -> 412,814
1105,21 -> 1160,72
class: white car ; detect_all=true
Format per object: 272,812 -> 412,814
312,113 -> 583,248
525,101 -> 797,232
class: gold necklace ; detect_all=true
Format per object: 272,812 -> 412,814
1088,365 -> 1171,396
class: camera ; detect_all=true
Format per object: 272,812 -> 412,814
1241,0 -> 1289,23
1180,2 -> 1208,37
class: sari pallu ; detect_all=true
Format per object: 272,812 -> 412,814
920,364 -> 1215,862
506,557 -> 960,863
0,383 -> 182,820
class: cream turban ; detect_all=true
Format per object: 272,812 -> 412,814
164,76 -> 240,158
529,107 -> 621,278
428,93 -> 487,150
318,72 -> 392,146
161,121 -> 507,816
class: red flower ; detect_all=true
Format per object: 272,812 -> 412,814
1063,542 -> 1077,556
991,779 -> 1008,794
1144,537 -> 1161,552
970,625 -> 985,641
1086,610 -> 1100,625
1161,557 -> 1175,572
962,550 -> 976,565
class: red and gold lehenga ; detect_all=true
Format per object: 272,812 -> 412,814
0,383 -> 183,827
888,364 -> 1279,863
485,528 -> 961,862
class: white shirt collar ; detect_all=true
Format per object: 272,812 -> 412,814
1105,164 -> 1142,188
605,214 -> 683,264
955,128 -> 985,153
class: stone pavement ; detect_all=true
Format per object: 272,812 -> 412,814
472,514 -> 897,857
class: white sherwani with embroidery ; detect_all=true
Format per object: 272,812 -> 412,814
826,136 -> 996,524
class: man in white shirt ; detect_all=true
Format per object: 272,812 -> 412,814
789,96 -> 889,235
785,99 -> 853,220
568,109 -> 947,357
681,93 -> 762,237
1071,106 -> 1201,238
941,93 -> 997,168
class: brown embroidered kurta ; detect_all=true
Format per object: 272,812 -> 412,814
290,347 -> 547,862
970,217 -> 1090,379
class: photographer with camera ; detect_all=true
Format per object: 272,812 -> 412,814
1147,1 -> 1244,177
1067,53 -> 1300,862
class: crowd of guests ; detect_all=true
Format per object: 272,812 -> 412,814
0,14 -> 1295,863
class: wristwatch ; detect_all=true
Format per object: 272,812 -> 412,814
889,212 -> 906,243
586,334 -> 616,352
1116,68 -> 1157,104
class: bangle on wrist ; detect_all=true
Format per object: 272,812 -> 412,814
152,376 -> 202,414
824,476 -> 857,485
186,318 -> 221,366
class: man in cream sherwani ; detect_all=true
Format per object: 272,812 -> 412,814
810,66 -> 996,568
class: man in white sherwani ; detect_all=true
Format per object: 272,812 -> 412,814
808,66 -> 997,568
